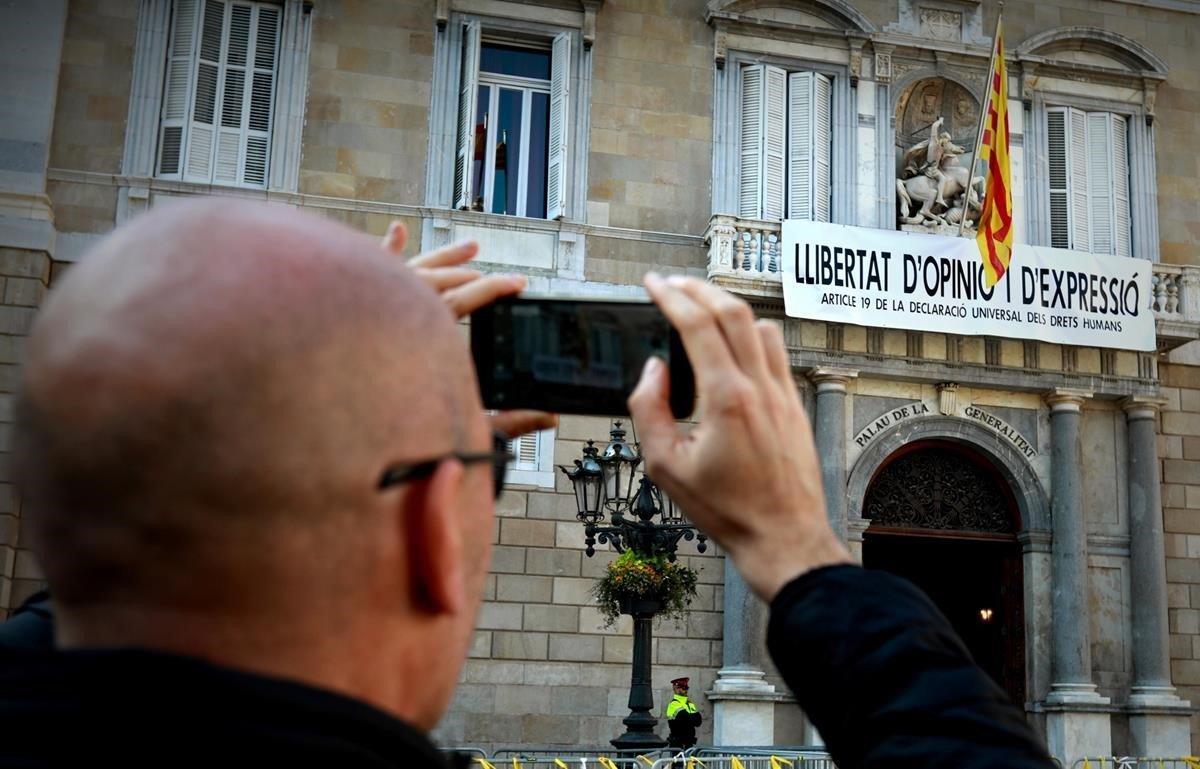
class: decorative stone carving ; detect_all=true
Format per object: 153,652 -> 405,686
895,78 -> 983,233
874,51 -> 893,82
920,8 -> 962,41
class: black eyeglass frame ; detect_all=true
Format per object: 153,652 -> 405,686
377,431 -> 514,499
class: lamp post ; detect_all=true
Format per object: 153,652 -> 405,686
559,421 -> 707,751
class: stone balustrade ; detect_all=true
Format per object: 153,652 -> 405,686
1152,264 -> 1200,349
704,215 -> 784,297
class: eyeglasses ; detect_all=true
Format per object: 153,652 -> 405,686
377,431 -> 514,499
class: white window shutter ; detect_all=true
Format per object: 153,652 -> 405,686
813,74 -> 832,223
453,20 -> 481,210
1046,108 -> 1069,249
508,432 -> 541,472
787,72 -> 812,220
1111,114 -> 1131,258
546,32 -> 571,220
243,3 -> 278,187
738,64 -> 764,219
786,72 -> 832,222
159,0 -> 200,177
1087,111 -> 1114,256
214,2 -> 250,185
761,65 -> 786,221
1067,106 -> 1090,253
185,0 -> 225,181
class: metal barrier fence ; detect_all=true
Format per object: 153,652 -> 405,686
1071,759 -> 1200,769
439,747 -> 835,769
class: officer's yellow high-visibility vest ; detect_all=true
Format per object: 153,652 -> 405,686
665,694 -> 698,719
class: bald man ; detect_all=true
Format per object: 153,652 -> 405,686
3,199 -> 1052,769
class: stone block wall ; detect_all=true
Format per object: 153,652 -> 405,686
1158,360 -> 1200,751
588,0 -> 713,235
301,0 -> 435,204
0,248 -> 52,612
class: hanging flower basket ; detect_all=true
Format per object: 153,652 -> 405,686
592,551 -> 699,628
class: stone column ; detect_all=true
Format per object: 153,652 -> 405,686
810,369 -> 857,542
1043,389 -> 1110,767
0,0 -> 67,613
1123,396 -> 1192,755
709,566 -> 782,746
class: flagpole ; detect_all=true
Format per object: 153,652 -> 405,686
959,4 -> 1005,238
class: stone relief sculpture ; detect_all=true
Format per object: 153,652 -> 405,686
895,78 -> 983,234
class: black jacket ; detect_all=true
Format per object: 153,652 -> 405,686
0,648 -> 459,768
768,565 -> 1054,769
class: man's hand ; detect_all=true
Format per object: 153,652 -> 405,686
381,222 -> 556,440
628,274 -> 850,602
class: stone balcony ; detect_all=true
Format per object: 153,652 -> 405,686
703,214 -> 1200,352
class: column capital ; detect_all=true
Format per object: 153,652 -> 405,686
809,367 -> 858,393
1045,388 -> 1092,413
1122,394 -> 1169,421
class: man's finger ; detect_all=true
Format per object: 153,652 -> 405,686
490,410 -> 558,439
673,277 -> 770,384
757,320 -> 792,392
645,274 -> 738,385
415,267 -> 481,292
628,356 -> 681,480
380,221 -> 407,255
409,240 -> 479,269
441,274 -> 526,318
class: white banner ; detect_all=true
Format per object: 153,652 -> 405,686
781,221 -> 1155,351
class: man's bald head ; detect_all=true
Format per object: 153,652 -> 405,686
15,200 -> 485,616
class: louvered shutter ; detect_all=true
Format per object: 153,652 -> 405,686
508,432 -> 541,472
213,3 -> 250,185
453,21 -> 481,210
813,74 -> 832,223
159,0 -> 199,177
244,3 -> 278,186
185,0 -> 225,181
1067,106 -> 1090,252
787,72 -> 812,220
546,32 -> 571,220
1087,111 -> 1114,256
761,65 -> 786,221
1046,108 -> 1069,249
1110,114 -> 1131,258
786,72 -> 832,222
738,64 -> 764,219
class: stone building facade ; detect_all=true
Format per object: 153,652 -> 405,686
3,0 -> 1200,764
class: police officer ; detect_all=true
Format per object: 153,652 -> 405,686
664,677 -> 702,749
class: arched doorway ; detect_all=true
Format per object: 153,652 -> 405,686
861,440 -> 1026,706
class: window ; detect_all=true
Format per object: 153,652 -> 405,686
1045,107 -> 1131,258
739,64 -> 832,222
157,0 -> 280,188
453,21 -> 570,220
506,428 -> 556,488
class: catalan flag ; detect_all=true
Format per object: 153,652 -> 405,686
976,20 -> 1013,287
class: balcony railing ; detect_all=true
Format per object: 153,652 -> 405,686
704,214 -> 1200,350
704,215 -> 783,298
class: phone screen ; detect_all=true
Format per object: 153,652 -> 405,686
472,297 -> 694,418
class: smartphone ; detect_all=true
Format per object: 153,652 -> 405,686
471,295 -> 695,419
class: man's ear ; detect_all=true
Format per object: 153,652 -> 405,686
402,459 -> 466,615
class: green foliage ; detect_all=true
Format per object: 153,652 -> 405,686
591,550 -> 699,628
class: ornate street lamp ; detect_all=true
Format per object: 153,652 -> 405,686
559,421 -> 707,751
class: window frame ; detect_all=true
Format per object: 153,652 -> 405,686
1025,91 -> 1158,262
426,12 -> 591,223
713,49 -> 854,224
506,427 -> 557,488
473,44 -> 553,218
119,0 -> 310,214
1043,105 -> 1133,258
